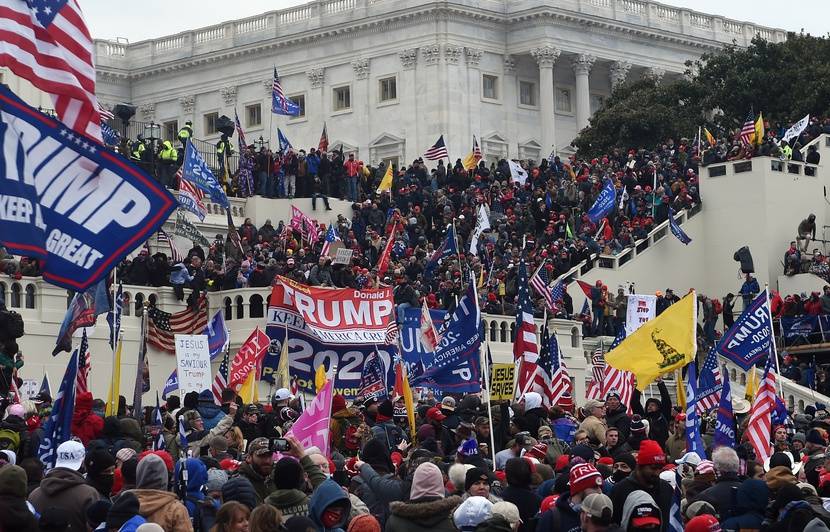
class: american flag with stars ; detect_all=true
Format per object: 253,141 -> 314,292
739,110 -> 756,147
529,263 -> 564,312
696,347 -> 723,414
586,346 -> 606,400
513,256 -> 539,398
424,135 -> 449,160
75,328 -> 89,394
601,329 -> 635,414
272,67 -> 300,116
211,349 -> 230,404
0,0 -> 102,141
321,225 -> 341,257
157,229 -> 184,263
746,355 -> 778,463
532,323 -> 571,407
146,295 -> 208,353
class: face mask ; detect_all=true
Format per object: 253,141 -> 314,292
321,508 -> 343,527
612,470 -> 628,482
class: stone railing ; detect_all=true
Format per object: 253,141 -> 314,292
705,157 -> 820,179
553,205 -> 701,284
93,0 -> 785,69
722,358 -> 828,413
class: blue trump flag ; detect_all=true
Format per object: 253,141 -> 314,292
153,392 -> 165,451
54,279 -> 111,355
399,307 -> 447,374
160,310 -> 228,397
668,208 -> 692,245
411,282 -> 482,392
715,290 -> 772,371
183,141 -> 230,208
278,128 -> 293,152
424,225 -> 458,278
106,282 -> 123,350
685,359 -> 707,459
586,178 -> 616,224
38,349 -> 79,469
356,351 -> 388,402
713,368 -> 736,448
271,67 -> 301,116
0,84 -> 177,291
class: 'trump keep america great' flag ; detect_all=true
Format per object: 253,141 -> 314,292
0,84 -> 176,290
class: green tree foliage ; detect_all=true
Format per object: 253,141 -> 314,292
573,33 -> 830,157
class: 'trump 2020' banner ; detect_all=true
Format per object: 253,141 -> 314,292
263,281 -> 397,398
0,85 -> 176,290
275,276 -> 394,344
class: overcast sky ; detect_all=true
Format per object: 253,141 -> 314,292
83,0 -> 829,43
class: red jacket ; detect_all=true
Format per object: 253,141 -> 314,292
71,392 -> 104,445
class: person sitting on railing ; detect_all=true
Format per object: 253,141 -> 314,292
806,145 -> 820,176
797,214 -> 817,253
784,241 -> 802,276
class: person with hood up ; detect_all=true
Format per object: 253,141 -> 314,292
85,449 -> 117,499
631,380 -> 672,448
610,440 -> 672,532
0,464 -> 38,531
106,492 -> 146,532
264,436 -> 326,520
511,392 -> 546,438
538,463 -> 604,531
182,401 -> 237,456
89,417 -> 122,455
29,440 -> 102,531
129,453 -> 192,532
72,392 -> 104,446
497,457 -> 542,531
117,417 -> 146,453
720,479 -> 769,531
309,477 -> 351,532
175,457 -> 218,531
620,490 -> 662,531
196,390 -> 226,430
385,461 -> 460,532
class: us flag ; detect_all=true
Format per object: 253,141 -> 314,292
146,295 -> 208,353
424,135 -> 449,160
98,103 -> 114,121
211,350 -> 230,404
696,347 -> 723,413
385,318 -> 399,346
320,225 -> 340,257
746,356 -> 777,463
739,110 -> 756,147
0,0 -> 102,141
75,328 -> 89,394
601,329 -> 635,414
513,256 -> 539,397
586,347 -> 605,400
535,323 -> 571,406
473,135 -> 482,161
271,67 -> 300,116
529,263 -> 561,311
157,229 -> 184,263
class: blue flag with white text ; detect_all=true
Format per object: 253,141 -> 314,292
586,178 -> 616,224
411,282 -> 482,392
685,359 -> 707,459
183,141 -> 230,208
54,279 -> 111,355
0,85 -> 176,291
356,351 -> 388,402
715,290 -> 772,371
713,368 -> 736,448
38,350 -> 78,469
154,392 -> 165,451
106,282 -> 123,350
668,208 -> 692,245
278,128 -> 292,152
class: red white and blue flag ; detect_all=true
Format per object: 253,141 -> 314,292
177,173 -> 208,221
75,328 -> 89,394
211,349 -> 230,404
696,347 -> 723,413
533,323 -> 571,407
271,67 -> 300,116
424,135 -> 449,160
0,0 -> 102,141
320,225 -> 340,257
356,351 -> 387,403
746,356 -> 778,463
514,257 -> 539,398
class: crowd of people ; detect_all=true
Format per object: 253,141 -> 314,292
2,373 -> 830,531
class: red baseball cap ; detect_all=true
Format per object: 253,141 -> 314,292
630,503 -> 661,528
684,514 -> 721,532
426,406 -> 446,422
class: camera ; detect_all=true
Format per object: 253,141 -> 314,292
269,438 -> 290,452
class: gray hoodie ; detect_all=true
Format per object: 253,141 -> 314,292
620,490 -> 662,530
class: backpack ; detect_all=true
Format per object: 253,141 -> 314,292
185,496 -> 217,532
712,299 -> 723,315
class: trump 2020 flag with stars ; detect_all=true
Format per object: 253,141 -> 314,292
38,349 -> 79,469
586,178 -> 616,224
183,141 -> 230,209
411,282 -> 482,392
0,84 -> 176,291
713,368 -> 736,448
53,278 -> 110,355
668,208 -> 692,245
715,290 -> 772,371
684,359 -> 707,459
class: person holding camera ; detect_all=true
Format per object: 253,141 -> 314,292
263,435 -> 326,519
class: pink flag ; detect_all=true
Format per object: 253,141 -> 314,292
287,379 -> 334,456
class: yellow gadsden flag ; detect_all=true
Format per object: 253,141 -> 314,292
605,291 -> 697,390
376,164 -> 393,194
754,112 -> 765,147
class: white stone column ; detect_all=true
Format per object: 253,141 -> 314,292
503,55 -> 517,158
351,58 -> 370,162
572,54 -> 595,133
531,46 -> 560,154
398,48 -> 418,162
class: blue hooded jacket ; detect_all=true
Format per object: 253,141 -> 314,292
309,478 -> 351,532
197,390 -> 224,430
174,458 -> 211,519
119,515 -> 147,532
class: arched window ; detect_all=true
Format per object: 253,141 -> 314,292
249,294 -> 264,318
224,297 -> 232,320
489,321 -> 498,343
235,295 -> 244,320
499,322 -> 508,343
509,322 -> 516,343
740,373 -> 746,386
0,282 -> 7,307
25,284 -> 35,309
10,283 -> 21,307
134,293 -> 145,316
123,292 -> 132,316
571,327 -> 580,348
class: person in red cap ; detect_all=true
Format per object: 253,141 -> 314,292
610,440 -> 672,531
537,462 -> 603,531
685,514 -> 721,532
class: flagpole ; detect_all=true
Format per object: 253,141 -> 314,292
480,337 -> 497,472
763,283 -> 784,399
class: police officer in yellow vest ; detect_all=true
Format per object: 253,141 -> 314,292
781,139 -> 793,160
159,139 -> 178,187
216,134 -> 233,189
177,121 -> 193,146
131,134 -> 146,162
